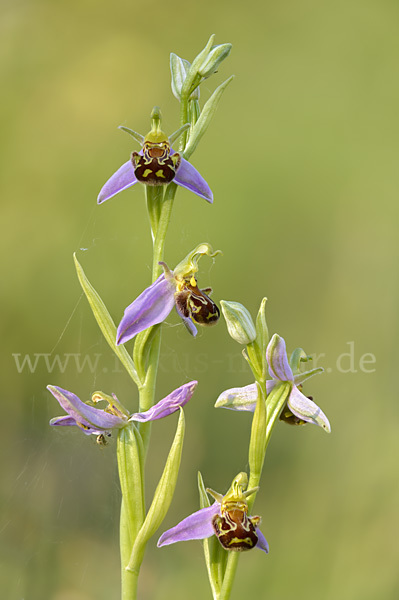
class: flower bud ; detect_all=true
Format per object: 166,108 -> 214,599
198,43 -> 232,78
220,300 -> 256,345
215,383 -> 258,411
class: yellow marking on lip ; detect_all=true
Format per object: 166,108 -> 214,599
155,170 -> 165,178
228,536 -> 254,547
143,169 -> 152,178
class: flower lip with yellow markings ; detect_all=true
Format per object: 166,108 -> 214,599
131,124 -> 181,186
215,334 -> 331,433
97,107 -> 213,204
116,244 -> 221,345
157,472 -> 268,553
48,381 -> 197,437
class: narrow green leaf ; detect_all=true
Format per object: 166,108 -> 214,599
198,471 -> 210,508
265,382 -> 292,444
127,409 -> 185,572
74,253 -> 141,387
255,297 -> 269,377
245,341 -> 263,381
168,123 -> 191,145
183,75 -> 234,160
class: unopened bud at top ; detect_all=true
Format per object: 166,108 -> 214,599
198,43 -> 232,78
221,300 -> 256,345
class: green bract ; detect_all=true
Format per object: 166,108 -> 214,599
183,76 -> 234,160
170,54 -> 200,101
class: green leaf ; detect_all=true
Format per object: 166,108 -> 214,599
265,382 -> 292,443
255,297 -> 269,373
74,253 -> 141,387
183,75 -> 234,160
127,409 -> 185,572
168,123 -> 191,145
198,471 -> 210,508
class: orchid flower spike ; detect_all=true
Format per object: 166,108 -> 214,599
97,107 -> 213,204
48,381 -> 197,438
117,243 -> 221,344
215,334 -> 331,432
158,472 -> 269,553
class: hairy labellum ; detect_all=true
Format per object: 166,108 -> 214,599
175,279 -> 220,326
212,508 -> 260,551
132,141 -> 181,185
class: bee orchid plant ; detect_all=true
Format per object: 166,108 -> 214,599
47,35 -> 330,600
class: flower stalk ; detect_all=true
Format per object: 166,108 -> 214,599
114,38 -> 231,598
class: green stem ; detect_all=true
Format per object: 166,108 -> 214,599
136,330 -> 161,457
179,74 -> 201,149
120,500 -> 139,600
118,181 -> 179,599
219,553 -> 240,600
247,381 -> 267,500
121,567 -> 139,600
179,97 -> 189,150
217,383 -> 267,599
247,383 -> 291,511
145,186 -> 163,241
216,385 -> 291,600
138,182 -> 178,455
152,182 -> 178,279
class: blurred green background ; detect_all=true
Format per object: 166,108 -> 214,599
1,0 -> 398,598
